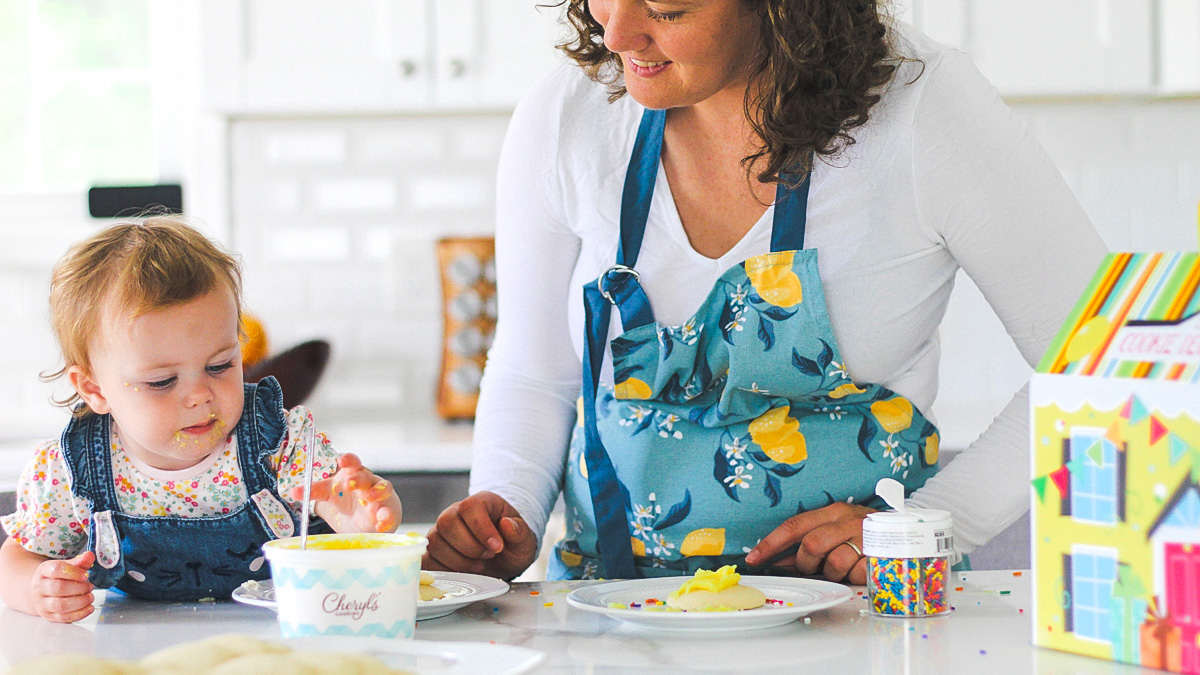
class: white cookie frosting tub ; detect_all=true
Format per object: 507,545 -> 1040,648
261,532 -> 427,638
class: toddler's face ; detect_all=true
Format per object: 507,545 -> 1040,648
78,285 -> 246,471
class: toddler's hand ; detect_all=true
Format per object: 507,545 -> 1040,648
291,453 -> 402,533
32,551 -> 96,623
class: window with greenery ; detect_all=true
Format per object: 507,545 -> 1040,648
0,0 -> 158,191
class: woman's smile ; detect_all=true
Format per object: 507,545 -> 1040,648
627,56 -> 671,77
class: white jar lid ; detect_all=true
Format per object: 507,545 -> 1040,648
862,508 -> 953,558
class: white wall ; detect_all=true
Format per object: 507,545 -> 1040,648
3,96 -> 1199,452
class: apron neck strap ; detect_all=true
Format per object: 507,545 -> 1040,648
619,108 -> 813,268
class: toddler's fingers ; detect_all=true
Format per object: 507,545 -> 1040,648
337,453 -> 365,471
39,557 -> 90,583
364,479 -> 394,503
373,506 -> 398,532
40,595 -> 95,624
292,478 -> 336,502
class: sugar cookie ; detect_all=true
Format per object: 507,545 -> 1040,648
419,571 -> 446,601
665,565 -> 766,611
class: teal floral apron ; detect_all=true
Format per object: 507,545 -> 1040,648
551,108 -> 941,580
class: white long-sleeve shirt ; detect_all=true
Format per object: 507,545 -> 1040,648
469,23 -> 1109,558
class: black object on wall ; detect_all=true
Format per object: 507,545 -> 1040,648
88,184 -> 183,218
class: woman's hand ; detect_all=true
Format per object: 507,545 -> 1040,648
32,551 -> 97,623
291,453 -> 402,533
743,502 -> 876,584
423,491 -> 538,580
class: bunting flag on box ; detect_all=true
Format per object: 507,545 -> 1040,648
1106,420 -> 1124,447
1050,466 -> 1071,498
1120,395 -> 1149,424
1066,458 -> 1088,475
1032,475 -> 1049,503
1168,434 -> 1189,466
1149,416 -> 1169,446
1085,440 -> 1106,468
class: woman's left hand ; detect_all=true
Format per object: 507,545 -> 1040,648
290,453 -> 402,533
743,502 -> 876,584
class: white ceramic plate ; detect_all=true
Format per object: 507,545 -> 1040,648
566,576 -> 853,632
232,572 -> 510,621
285,637 -> 543,675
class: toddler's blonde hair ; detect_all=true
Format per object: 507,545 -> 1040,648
44,216 -> 244,413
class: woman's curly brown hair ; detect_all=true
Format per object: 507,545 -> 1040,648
554,0 -> 913,185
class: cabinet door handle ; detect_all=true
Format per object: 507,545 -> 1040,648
399,60 -> 418,77
449,58 -> 467,78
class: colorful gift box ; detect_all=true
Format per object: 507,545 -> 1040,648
1031,252 -> 1200,674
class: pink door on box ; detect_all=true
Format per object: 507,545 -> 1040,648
1166,543 -> 1200,673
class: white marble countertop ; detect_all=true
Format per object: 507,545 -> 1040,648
0,417 -> 474,492
0,570 -> 1158,674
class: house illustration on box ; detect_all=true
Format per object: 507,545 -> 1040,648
1031,251 -> 1200,673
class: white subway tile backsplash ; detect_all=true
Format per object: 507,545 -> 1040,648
318,376 -> 406,411
310,265 -> 395,315
1130,104 -> 1200,157
265,130 -> 348,165
361,227 -> 394,260
264,180 -> 303,212
264,226 -> 352,261
409,176 -> 490,211
314,178 -> 398,212
452,119 -> 510,161
356,128 -> 445,164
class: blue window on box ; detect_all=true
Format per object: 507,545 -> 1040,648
1068,549 -> 1118,643
1069,430 -> 1118,524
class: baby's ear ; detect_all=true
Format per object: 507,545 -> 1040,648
67,365 -> 111,414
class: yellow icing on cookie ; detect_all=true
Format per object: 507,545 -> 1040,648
669,565 -> 740,598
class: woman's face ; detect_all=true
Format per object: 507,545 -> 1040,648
589,0 -> 762,111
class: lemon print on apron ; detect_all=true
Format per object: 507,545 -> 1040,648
745,252 -> 803,307
680,528 -> 726,557
748,406 -> 806,464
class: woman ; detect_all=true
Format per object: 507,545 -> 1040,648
422,0 -> 1108,583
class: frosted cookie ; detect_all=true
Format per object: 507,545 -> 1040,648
7,634 -> 415,675
420,571 -> 446,601
4,654 -> 144,675
665,565 -> 766,612
140,634 -> 289,672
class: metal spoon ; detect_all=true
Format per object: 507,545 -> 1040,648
299,423 -> 317,549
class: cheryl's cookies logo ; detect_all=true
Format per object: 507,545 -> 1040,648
322,592 -> 382,620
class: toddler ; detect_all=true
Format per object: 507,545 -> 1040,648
0,217 -> 402,622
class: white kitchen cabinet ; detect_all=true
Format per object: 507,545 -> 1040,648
1160,0 -> 1200,93
201,0 -> 560,112
909,0 -> 1154,96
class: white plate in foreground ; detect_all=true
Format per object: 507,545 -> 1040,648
286,637 -> 543,675
566,576 -> 852,632
232,572 -> 510,621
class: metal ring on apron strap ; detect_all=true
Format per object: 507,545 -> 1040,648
598,265 -> 641,305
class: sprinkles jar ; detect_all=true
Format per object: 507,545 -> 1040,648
863,508 -> 953,617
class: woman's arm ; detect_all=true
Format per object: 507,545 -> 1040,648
906,48 -> 1109,554
467,66 -> 586,546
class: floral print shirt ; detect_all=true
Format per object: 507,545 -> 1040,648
0,407 -> 339,559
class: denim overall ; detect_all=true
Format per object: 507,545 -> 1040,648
61,377 -> 322,601
551,109 -> 942,580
